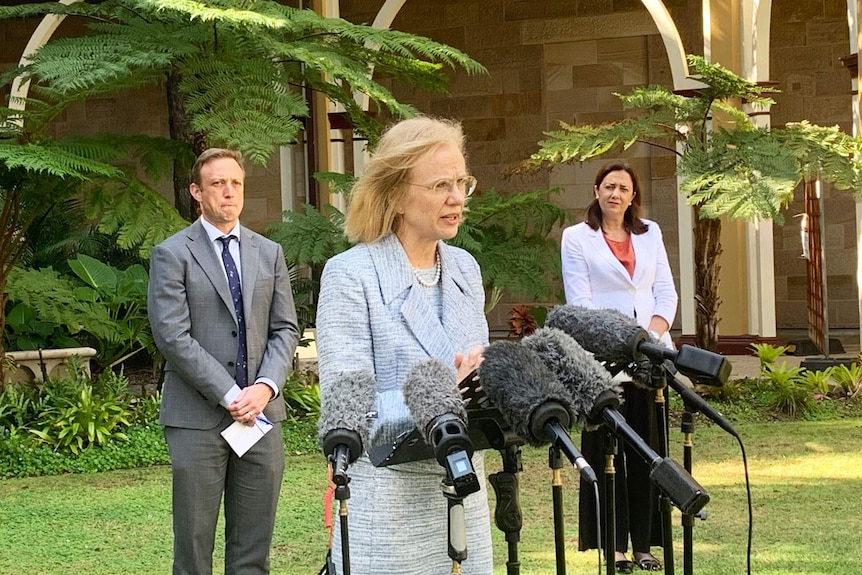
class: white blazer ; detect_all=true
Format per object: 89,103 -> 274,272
561,219 -> 678,344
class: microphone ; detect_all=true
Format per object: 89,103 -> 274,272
521,328 -> 710,515
403,358 -> 480,498
522,327 -> 623,432
478,341 -> 598,484
665,363 -> 740,438
546,305 -> 731,387
317,370 -> 376,486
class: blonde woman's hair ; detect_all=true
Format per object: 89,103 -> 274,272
344,116 -> 466,243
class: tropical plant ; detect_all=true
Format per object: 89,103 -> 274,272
24,359 -> 133,454
831,362 -> 862,398
508,305 -> 539,338
3,302 -> 81,352
6,255 -> 152,368
749,342 -> 790,370
694,376 -> 747,402
797,367 -> 835,397
283,368 -> 320,421
0,0 -> 485,218
510,54 -> 862,350
0,382 -> 43,431
760,363 -> 816,418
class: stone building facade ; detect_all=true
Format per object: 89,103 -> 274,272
2,0 -> 859,340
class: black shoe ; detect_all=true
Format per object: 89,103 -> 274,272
615,558 -> 634,574
633,554 -> 662,571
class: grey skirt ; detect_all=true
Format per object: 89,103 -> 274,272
330,452 -> 493,575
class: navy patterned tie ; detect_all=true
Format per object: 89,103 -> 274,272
218,235 -> 248,388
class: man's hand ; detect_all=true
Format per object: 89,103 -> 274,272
227,383 -> 274,426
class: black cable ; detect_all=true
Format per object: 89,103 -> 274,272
736,434 -> 752,575
590,477 -> 601,575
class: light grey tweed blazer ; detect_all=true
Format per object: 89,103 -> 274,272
316,232 -> 489,443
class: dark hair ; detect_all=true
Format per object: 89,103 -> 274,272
191,148 -> 245,186
584,161 -> 648,235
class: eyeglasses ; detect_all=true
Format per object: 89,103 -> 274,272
407,175 -> 478,197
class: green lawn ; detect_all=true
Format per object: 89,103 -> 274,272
1,418 -> 860,574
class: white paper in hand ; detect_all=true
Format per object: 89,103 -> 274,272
220,418 -> 273,457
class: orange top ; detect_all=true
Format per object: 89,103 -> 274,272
604,234 -> 635,278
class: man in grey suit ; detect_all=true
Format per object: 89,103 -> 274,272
148,148 -> 299,575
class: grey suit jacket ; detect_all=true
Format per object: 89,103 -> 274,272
148,218 -> 299,429
316,233 -> 488,446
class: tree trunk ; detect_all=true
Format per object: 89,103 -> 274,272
166,71 -> 204,222
693,206 -> 722,350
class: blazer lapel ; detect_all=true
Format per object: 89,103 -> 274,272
588,226 -> 634,285
439,243 -> 473,353
186,220 -> 236,321
372,235 -> 454,362
630,230 -> 647,285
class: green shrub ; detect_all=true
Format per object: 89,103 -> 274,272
129,391 -> 162,426
0,382 -> 43,431
761,363 -> 817,418
6,255 -> 153,369
0,424 -> 168,479
283,368 -> 320,421
832,362 -> 862,398
695,377 -> 747,402
749,342 -> 790,370
797,367 -> 834,397
22,360 -> 134,454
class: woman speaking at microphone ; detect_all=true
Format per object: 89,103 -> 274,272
561,161 -> 678,573
316,116 -> 493,575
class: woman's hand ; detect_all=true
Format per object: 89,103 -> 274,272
454,344 -> 484,384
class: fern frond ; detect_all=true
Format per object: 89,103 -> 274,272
83,178 -> 188,259
266,205 -> 352,267
0,142 -> 122,180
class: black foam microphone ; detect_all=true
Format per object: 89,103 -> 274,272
546,305 -> 731,387
478,341 -> 598,484
403,359 -> 480,498
518,326 -> 710,514
522,327 -> 623,432
317,370 -> 376,486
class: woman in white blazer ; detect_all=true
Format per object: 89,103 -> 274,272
316,117 -> 493,575
561,161 -> 678,573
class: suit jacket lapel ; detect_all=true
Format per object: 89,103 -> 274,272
187,220 -> 236,321
372,234 -> 455,362
239,226 -> 259,318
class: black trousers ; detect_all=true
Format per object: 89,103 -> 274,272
578,383 -> 664,553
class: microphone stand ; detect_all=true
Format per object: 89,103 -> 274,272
549,445 -> 567,575
681,410 -> 697,575
441,479 -> 468,575
488,444 -> 524,575
673,383 -> 712,575
650,365 -> 676,575
334,481 -> 352,575
603,431 -> 617,575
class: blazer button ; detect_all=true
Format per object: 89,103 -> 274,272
231,330 -> 237,337
228,361 -> 235,367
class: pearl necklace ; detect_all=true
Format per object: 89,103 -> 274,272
412,251 -> 442,287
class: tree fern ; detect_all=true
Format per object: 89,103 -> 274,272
1,0 -> 486,161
